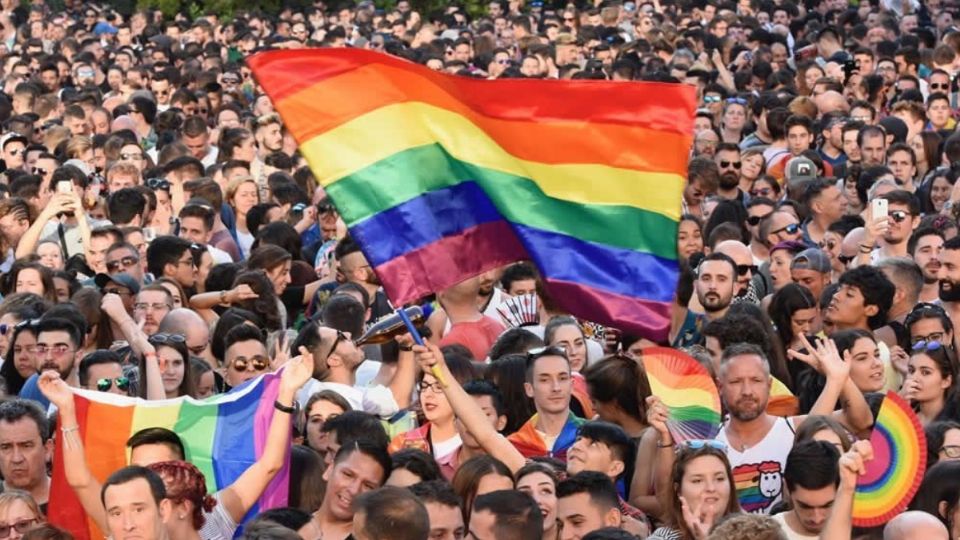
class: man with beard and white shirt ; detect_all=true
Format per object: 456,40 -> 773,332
715,143 -> 749,204
910,227 -> 944,303
937,236 -> 960,330
710,342 -> 872,514
673,253 -> 737,347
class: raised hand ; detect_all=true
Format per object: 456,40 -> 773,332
839,440 -> 874,489
646,395 -> 671,444
412,341 -> 445,375
280,345 -> 315,395
225,284 -> 259,304
789,334 -> 850,382
100,293 -> 127,320
680,495 -> 716,540
38,371 -> 75,411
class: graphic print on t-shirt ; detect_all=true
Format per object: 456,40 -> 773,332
732,461 -> 783,513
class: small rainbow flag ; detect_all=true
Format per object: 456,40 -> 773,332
641,347 -> 721,442
48,373 -> 290,540
248,49 -> 695,340
853,391 -> 926,527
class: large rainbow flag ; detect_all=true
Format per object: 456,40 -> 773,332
248,49 -> 695,339
48,372 -> 290,540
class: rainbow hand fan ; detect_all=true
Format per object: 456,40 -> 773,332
496,294 -> 540,328
641,347 -> 721,443
852,391 -> 926,527
766,377 -> 799,417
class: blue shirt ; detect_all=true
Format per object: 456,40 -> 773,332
18,373 -> 50,409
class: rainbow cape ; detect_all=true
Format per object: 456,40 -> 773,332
48,372 -> 290,540
507,412 -> 586,462
248,49 -> 695,340
853,391 -> 926,527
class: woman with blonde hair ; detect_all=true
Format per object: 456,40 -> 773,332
0,490 -> 44,539
225,176 -> 261,258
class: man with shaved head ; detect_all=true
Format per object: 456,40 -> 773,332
715,240 -> 757,302
815,90 -> 850,116
884,511 -> 948,540
158,309 -> 213,366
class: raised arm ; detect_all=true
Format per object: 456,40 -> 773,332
14,194 -> 72,259
645,395 -> 677,515
819,440 -> 873,540
219,346 -> 314,523
790,335 -> 874,433
101,294 -> 164,400
413,341 -> 526,473
38,372 -> 108,535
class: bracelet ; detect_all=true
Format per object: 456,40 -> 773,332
220,290 -> 228,304
274,400 -> 296,414
61,425 -> 79,434
399,345 -> 413,352
657,440 -> 674,448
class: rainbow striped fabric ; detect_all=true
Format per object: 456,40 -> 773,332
48,373 -> 290,540
249,49 -> 695,339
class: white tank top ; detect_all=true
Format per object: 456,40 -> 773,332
715,416 -> 795,514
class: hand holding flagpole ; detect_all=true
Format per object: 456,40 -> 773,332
397,307 -> 446,387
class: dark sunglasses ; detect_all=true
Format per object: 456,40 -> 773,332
146,178 -> 170,191
719,160 -> 741,169
232,356 -> 269,372
890,210 -> 910,223
150,333 -> 186,346
32,167 -> 47,176
750,188 -> 773,197
772,223 -> 800,236
930,83 -> 950,90
838,254 -> 855,265
106,256 -> 139,273
97,377 -> 130,392
747,213 -> 772,226
912,340 -> 943,353
736,264 -> 758,276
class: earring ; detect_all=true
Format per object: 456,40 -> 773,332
178,514 -> 185,520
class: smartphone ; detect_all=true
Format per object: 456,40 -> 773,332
57,181 -> 72,194
872,198 -> 888,221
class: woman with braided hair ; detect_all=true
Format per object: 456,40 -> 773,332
146,460 -> 220,539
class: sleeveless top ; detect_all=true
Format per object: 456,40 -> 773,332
715,416 -> 795,515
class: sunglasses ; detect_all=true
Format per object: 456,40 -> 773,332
838,254 -> 855,265
150,333 -> 186,346
719,160 -> 741,169
772,223 -> 800,236
737,264 -> 758,276
912,340 -> 943,353
146,178 -> 171,191
106,256 -> 139,273
681,439 -> 728,451
120,152 -> 144,160
726,97 -> 748,105
750,188 -> 773,197
930,83 -> 950,91
703,95 -> 721,103
525,345 -> 567,365
97,377 -> 130,392
32,167 -> 47,176
890,210 -> 910,223
747,213 -> 772,226
231,356 -> 269,372
912,332 -> 945,346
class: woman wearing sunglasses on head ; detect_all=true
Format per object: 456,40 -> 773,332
902,340 -> 960,425
647,439 -> 741,540
138,333 -> 196,399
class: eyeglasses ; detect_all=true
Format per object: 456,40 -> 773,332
106,256 -> 139,273
912,340 -> 943,352
146,178 -> 170,191
0,518 -> 38,538
231,356 -> 268,372
323,329 -> 349,362
819,239 -> 837,250
177,256 -> 195,268
912,332 -> 946,346
838,254 -> 855,265
32,167 -> 47,176
0,323 -> 8,336
930,83 -> 950,91
97,376 -> 130,392
736,264 -> 758,276
750,188 -> 773,197
418,380 -> 444,394
681,439 -> 728,451
772,223 -> 801,236
747,213 -> 772,226
36,343 -> 73,356
890,210 -> 910,223
120,152 -> 144,160
719,160 -> 741,169
104,287 -> 133,297
703,95 -> 721,103
150,333 -> 186,346
134,302 -> 172,312
941,445 -> 960,458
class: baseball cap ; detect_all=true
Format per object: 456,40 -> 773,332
791,248 -> 832,273
786,156 -> 817,183
0,132 -> 27,150
95,273 -> 141,295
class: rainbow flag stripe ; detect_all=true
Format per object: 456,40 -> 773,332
48,373 -> 290,540
641,347 -> 721,442
248,49 -> 695,339
853,391 -> 926,527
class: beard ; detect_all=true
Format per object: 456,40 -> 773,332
940,279 -> 960,302
719,172 -> 740,190
728,395 -> 767,421
40,361 -> 69,379
700,291 -> 731,313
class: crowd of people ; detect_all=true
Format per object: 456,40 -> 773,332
0,0 -> 958,539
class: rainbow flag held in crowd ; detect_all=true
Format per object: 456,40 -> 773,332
48,372 -> 290,540
249,49 -> 696,340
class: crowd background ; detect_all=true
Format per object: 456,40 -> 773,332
0,0 -> 957,539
